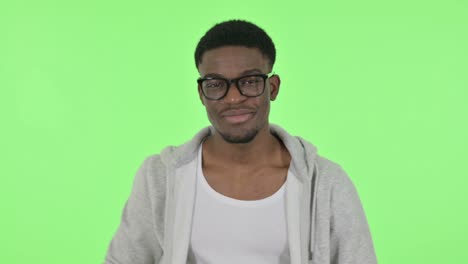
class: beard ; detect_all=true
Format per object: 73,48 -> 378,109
218,127 -> 259,144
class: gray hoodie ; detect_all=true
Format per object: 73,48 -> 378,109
104,125 -> 377,264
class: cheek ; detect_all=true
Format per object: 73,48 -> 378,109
261,96 -> 271,112
204,104 -> 219,123
255,97 -> 271,121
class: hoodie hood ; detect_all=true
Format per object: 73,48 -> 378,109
160,124 -> 318,180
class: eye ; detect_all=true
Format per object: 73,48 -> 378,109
203,79 -> 225,89
239,76 -> 262,86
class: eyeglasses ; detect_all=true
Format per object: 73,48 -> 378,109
197,72 -> 274,100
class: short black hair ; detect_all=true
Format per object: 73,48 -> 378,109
194,19 -> 276,69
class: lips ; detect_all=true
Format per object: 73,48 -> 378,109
221,108 -> 255,124
221,108 -> 254,116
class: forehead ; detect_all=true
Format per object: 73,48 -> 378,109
198,46 -> 270,77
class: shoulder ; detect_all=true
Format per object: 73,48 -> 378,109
315,155 -> 356,192
315,155 -> 364,217
139,126 -> 212,171
141,153 -> 166,173
135,126 -> 211,185
316,156 -> 348,182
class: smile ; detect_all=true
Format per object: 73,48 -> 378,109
221,109 -> 255,124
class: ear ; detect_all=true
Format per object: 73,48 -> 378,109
268,74 -> 281,101
197,84 -> 205,105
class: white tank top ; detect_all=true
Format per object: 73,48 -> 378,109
189,145 -> 291,264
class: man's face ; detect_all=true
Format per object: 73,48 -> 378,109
197,46 -> 280,144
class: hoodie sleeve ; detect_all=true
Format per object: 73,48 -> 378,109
329,165 -> 377,264
104,156 -> 164,264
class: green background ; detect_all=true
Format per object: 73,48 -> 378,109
2,0 -> 467,263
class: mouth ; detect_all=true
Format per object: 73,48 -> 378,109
221,109 -> 255,124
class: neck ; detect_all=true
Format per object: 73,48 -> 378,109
203,124 -> 280,166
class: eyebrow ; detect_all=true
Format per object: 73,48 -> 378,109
202,68 -> 264,79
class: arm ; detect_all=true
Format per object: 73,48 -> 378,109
329,166 -> 377,264
104,156 -> 164,264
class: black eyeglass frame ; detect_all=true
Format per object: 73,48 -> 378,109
197,72 -> 275,100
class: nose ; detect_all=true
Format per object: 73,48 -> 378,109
223,82 -> 247,104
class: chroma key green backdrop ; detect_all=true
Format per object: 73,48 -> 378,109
2,0 -> 467,263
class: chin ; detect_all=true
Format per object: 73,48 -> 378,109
218,127 -> 259,144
